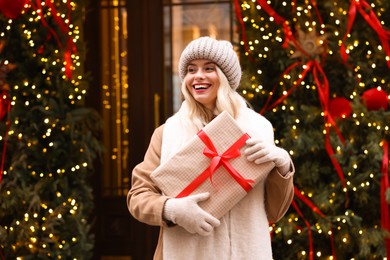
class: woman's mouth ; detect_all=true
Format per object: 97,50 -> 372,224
193,84 -> 210,90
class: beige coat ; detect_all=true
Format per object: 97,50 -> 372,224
127,124 -> 294,260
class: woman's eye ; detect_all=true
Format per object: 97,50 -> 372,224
187,67 -> 196,73
205,67 -> 215,71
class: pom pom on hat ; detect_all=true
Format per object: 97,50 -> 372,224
178,37 -> 242,90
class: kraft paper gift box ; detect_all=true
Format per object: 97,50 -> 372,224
151,111 -> 275,219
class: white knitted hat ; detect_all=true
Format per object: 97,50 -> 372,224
178,37 -> 242,90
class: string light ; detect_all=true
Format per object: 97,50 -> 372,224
0,0 -> 102,257
238,0 -> 390,258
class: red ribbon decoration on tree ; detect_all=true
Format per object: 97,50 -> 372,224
312,62 -> 348,204
341,0 -> 390,68
291,0 -> 324,26
235,2 -> 344,257
0,91 -> 11,184
251,2 -> 348,192
294,186 -> 325,218
291,200 -> 315,260
176,130 -> 254,198
256,0 -> 294,48
293,186 -> 337,260
380,140 -> 390,257
233,0 -> 252,59
256,0 -> 324,55
45,0 -> 75,79
0,0 -> 28,19
0,51 -> 14,184
260,59 -> 347,195
31,0 -> 76,79
252,0 -> 349,205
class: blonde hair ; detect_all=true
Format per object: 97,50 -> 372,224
181,67 -> 246,129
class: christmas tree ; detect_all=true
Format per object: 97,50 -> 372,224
235,0 -> 390,259
0,0 -> 102,258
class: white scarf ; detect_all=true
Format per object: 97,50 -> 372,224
161,100 -> 274,260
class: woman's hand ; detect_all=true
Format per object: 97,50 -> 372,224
163,192 -> 220,236
244,138 -> 291,175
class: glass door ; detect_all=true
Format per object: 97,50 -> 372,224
163,0 -> 237,114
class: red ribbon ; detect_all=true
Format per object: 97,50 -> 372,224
380,140 -> 390,256
293,186 -> 337,259
45,0 -> 75,79
31,0 -> 76,79
256,0 -> 293,48
45,0 -> 70,34
312,61 -> 348,198
176,130 -> 254,198
341,0 -> 390,68
261,60 -> 313,113
233,0 -> 252,59
294,186 -> 325,218
356,0 -> 390,68
260,60 -> 347,195
243,1 -> 345,185
0,92 -> 11,184
291,200 -> 315,260
309,0 -> 324,27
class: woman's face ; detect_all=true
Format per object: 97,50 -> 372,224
184,59 -> 220,111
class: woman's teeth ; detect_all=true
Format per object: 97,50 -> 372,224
194,85 -> 208,90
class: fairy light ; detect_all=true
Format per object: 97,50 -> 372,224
0,0 -> 102,257
238,0 -> 390,258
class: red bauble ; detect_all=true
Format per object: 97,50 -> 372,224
328,97 -> 352,119
361,88 -> 389,111
0,0 -> 28,19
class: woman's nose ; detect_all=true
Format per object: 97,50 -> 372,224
195,69 -> 205,79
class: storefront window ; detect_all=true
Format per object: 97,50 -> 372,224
163,0 -> 237,112
100,0 -> 129,196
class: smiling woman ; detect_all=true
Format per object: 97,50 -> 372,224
127,36 -> 295,260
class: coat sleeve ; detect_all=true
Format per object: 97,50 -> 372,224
127,125 -> 170,227
250,110 -> 294,222
264,163 -> 294,223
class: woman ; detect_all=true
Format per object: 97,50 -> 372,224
127,36 -> 294,260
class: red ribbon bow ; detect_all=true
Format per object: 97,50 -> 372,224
176,130 -> 254,198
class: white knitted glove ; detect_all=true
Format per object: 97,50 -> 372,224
245,138 -> 291,175
163,192 -> 220,236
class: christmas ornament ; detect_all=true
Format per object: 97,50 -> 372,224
290,28 -> 328,62
361,88 -> 389,111
0,0 -> 28,19
328,97 -> 352,119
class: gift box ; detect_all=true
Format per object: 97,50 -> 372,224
151,111 -> 275,219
